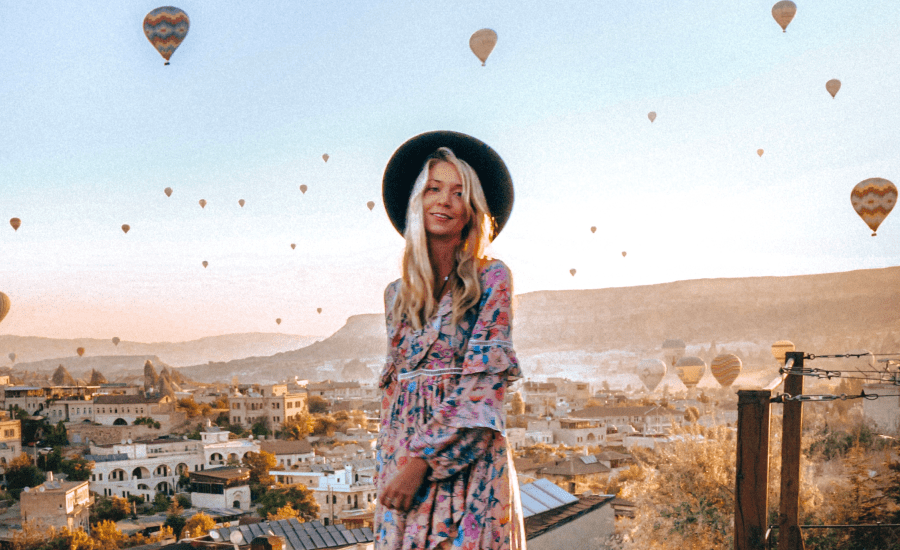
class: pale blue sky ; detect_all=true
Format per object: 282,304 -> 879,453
2,1 -> 898,342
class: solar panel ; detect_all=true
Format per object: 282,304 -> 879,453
247,523 -> 265,538
358,527 -> 374,540
284,530 -> 304,550
308,530 -> 327,549
532,478 -> 579,505
349,528 -> 367,542
269,522 -> 287,538
518,491 -> 545,517
579,455 -> 598,464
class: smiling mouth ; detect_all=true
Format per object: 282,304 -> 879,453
431,213 -> 453,221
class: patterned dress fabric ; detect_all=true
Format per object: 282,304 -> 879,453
375,259 -> 526,550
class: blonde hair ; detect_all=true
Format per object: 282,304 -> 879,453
392,147 -> 494,330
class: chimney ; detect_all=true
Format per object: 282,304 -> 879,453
46,472 -> 53,482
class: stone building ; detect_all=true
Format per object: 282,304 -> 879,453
228,384 -> 308,431
259,439 -> 315,469
270,459 -> 377,526
93,394 -> 184,430
0,414 -> 21,467
189,467 -> 251,510
20,474 -> 92,531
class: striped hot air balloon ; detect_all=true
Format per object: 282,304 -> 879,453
851,178 -> 897,236
675,356 -> 706,389
143,7 -> 190,65
711,354 -> 742,387
0,292 -> 10,324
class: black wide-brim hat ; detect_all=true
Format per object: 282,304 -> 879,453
382,131 -> 514,239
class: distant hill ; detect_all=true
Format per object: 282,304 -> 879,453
4,355 -> 174,385
0,333 -> 321,368
170,267 -> 900,385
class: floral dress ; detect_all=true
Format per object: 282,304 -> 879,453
375,259 -> 526,550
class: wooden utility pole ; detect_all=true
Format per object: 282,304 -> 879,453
735,389 -> 771,550
779,351 -> 806,550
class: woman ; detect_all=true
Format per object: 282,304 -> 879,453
376,131 -> 526,550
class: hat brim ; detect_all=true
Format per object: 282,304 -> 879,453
382,131 -> 513,239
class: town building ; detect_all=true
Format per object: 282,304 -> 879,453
538,455 -> 612,494
93,394 -> 185,430
189,467 -> 251,510
522,478 -> 616,550
259,439 -> 315,469
3,386 -> 46,415
228,384 -> 308,431
0,414 -> 22,467
20,474 -> 92,532
567,405 -> 677,433
270,459 -> 377,526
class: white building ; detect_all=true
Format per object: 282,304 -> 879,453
259,439 -> 315,468
188,467 -> 251,510
271,459 -> 378,526
228,384 -> 308,430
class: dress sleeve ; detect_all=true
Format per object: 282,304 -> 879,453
379,280 -> 400,390
407,261 -> 520,480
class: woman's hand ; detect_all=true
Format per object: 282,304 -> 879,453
380,457 -> 429,513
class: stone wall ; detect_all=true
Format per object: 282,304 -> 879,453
66,423 -> 164,446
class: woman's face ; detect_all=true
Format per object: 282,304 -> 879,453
423,160 -> 469,240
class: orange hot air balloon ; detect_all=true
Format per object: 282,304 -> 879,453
112,337 -> 120,346
121,224 -> 130,234
322,154 -> 329,163
76,347 -> 85,357
367,201 -> 375,211
711,353 -> 742,387
316,308 -> 322,314
469,28 -> 497,66
276,318 -> 281,325
757,149 -> 764,157
826,79 -> 841,98
202,261 -> 208,268
771,340 -> 795,366
300,185 -> 308,194
648,111 -> 657,123
772,1 -> 797,32
10,218 -> 21,231
239,199 -> 245,207
851,178 -> 897,236
569,268 -> 576,276
291,243 -> 296,250
199,199 -> 207,208
164,187 -> 173,197
675,356 -> 706,389
622,251 -> 627,257
662,339 -> 686,368
590,226 -> 596,233
0,292 -> 10,324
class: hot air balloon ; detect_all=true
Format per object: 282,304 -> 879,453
239,199 -> 245,207
317,308 -> 322,314
590,226 -> 596,233
322,154 -> 329,163
772,1 -> 796,32
276,318 -> 282,325
202,261 -> 208,268
7,353 -> 15,364
10,218 -> 21,231
76,347 -> 85,357
826,79 -> 841,98
367,201 -> 375,211
470,29 -> 497,66
164,187 -> 173,197
300,185 -> 308,194
711,354 -> 742,387
648,111 -> 657,123
675,356 -> 706,389
851,178 -> 896,236
290,243 -> 296,250
622,251 -> 627,257
569,268 -> 576,276
112,337 -> 120,347
662,339 -> 686,368
0,292 -> 9,324
637,358 -> 667,392
771,340 -> 795,366
199,199 -> 207,208
757,149 -> 764,157
121,224 -> 130,234
143,7 -> 190,65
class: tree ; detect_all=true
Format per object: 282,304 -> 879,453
257,485 -> 320,521
6,453 -> 45,498
251,419 -> 271,438
510,392 -> 525,415
280,412 -> 312,440
91,496 -> 130,523
243,451 -> 276,487
267,504 -> 300,521
177,398 -> 201,418
308,395 -> 329,414
61,455 -> 93,482
45,421 -> 68,447
181,512 -> 216,538
11,519 -> 53,550
163,499 -> 186,537
310,414 -> 338,437
91,520 -> 124,550
134,417 -> 161,429
151,493 -> 171,513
